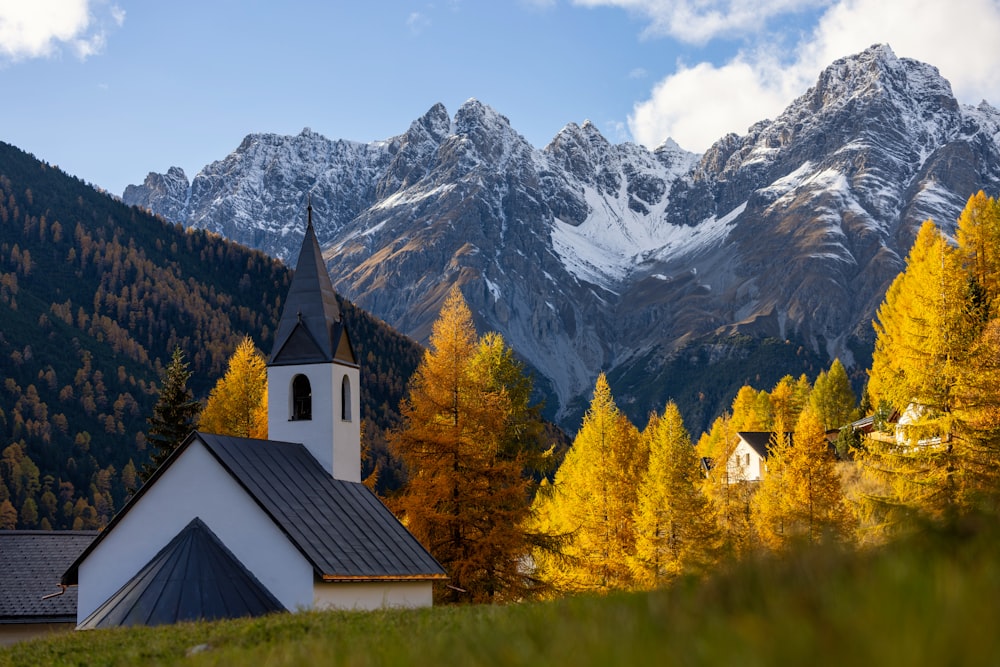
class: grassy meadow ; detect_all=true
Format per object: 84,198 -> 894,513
4,517 -> 999,667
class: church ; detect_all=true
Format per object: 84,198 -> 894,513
60,206 -> 446,628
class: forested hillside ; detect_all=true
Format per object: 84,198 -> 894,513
0,141 -> 422,530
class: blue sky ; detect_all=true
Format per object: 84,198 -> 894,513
1,0 -> 999,196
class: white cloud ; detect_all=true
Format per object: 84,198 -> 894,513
573,0 -> 829,43
0,0 -> 123,62
625,0 -> 1000,153
629,55 -> 802,151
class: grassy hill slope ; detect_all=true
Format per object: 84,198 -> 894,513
2,517 -> 998,666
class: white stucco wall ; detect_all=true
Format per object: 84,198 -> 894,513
727,440 -> 765,482
268,362 -> 360,482
312,581 -> 433,610
76,440 -> 314,624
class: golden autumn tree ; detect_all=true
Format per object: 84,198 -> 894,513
531,373 -> 644,594
631,402 -> 720,586
730,385 -> 769,431
749,414 -> 792,551
390,286 -> 546,603
785,406 -> 852,543
199,336 -> 268,439
810,358 -> 858,431
860,194 -> 1000,528
952,192 -> 1000,500
769,374 -> 811,429
862,220 -> 972,527
697,413 -> 755,557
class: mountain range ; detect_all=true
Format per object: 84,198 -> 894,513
123,44 -> 1000,432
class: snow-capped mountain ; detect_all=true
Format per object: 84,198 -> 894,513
124,45 -> 1000,430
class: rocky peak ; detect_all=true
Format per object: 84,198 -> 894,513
375,103 -> 452,198
123,47 -> 1000,432
122,167 -> 190,222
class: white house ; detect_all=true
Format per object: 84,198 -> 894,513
725,432 -> 790,482
61,206 -> 446,629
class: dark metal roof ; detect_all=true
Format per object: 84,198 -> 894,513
736,432 -> 793,459
270,206 -> 354,366
78,518 -> 284,629
63,432 -> 446,586
0,531 -> 96,624
199,433 -> 446,581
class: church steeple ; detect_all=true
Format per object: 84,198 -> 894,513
267,204 -> 361,482
269,203 -> 353,366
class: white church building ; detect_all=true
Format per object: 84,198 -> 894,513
61,207 -> 446,629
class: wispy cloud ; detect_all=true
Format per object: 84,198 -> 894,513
587,0 -> 1000,152
573,0 -> 829,44
406,11 -> 432,35
0,0 -> 125,63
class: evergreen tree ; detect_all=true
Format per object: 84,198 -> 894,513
199,336 -> 268,439
531,374 -> 644,593
142,347 -> 200,481
390,287 -> 546,603
631,402 -> 720,585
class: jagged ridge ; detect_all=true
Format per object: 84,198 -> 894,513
123,45 -> 1000,431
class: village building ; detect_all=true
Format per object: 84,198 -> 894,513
726,432 -> 782,482
60,206 -> 446,628
0,530 -> 95,644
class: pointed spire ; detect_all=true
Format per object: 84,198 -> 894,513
269,205 -> 348,365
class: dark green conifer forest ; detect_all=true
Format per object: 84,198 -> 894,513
0,141 -> 421,529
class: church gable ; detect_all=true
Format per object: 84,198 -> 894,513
334,327 -> 356,365
270,319 -> 328,365
78,517 -> 284,629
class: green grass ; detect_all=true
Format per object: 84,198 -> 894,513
4,519 -> 1000,667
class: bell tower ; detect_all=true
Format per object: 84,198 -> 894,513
267,204 -> 361,482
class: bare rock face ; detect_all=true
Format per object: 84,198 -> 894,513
123,45 -> 1000,430
123,167 -> 190,223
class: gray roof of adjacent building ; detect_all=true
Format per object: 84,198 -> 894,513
0,531 -> 96,624
77,517 -> 284,629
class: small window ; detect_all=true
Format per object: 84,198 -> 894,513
292,374 -> 312,421
341,375 -> 352,421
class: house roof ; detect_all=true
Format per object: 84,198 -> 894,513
0,531 -> 96,624
63,432 -> 446,586
78,518 -> 284,629
736,432 -> 793,459
270,205 -> 355,366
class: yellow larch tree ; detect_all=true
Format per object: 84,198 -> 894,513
810,358 -> 858,431
697,413 -> 757,558
531,373 -> 644,594
199,336 -> 268,438
862,220 -> 973,527
784,406 -> 852,543
631,402 -> 720,586
390,286 -> 546,603
749,414 -> 791,551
